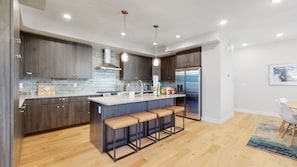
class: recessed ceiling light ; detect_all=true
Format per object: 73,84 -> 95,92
219,20 -> 228,25
272,0 -> 281,3
176,35 -> 181,38
276,33 -> 284,37
242,43 -> 248,47
121,32 -> 126,36
63,14 -> 72,20
153,42 -> 158,46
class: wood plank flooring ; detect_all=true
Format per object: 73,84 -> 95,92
19,112 -> 297,167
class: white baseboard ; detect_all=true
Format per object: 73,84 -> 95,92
234,108 -> 280,117
202,112 -> 234,124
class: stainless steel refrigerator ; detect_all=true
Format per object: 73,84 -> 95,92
175,67 -> 202,120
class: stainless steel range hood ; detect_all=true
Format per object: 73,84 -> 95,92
99,48 -> 122,70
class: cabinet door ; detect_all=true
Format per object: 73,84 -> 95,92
73,100 -> 89,124
24,99 -> 49,134
46,103 -> 68,129
140,56 -> 152,81
121,54 -> 152,81
121,54 -> 137,80
75,44 -> 92,79
53,41 -> 75,78
175,54 -> 188,68
161,56 -> 175,81
22,35 -> 39,77
188,48 -> 201,67
21,33 -> 54,78
38,38 -> 54,77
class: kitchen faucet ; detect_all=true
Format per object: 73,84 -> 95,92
138,80 -> 144,95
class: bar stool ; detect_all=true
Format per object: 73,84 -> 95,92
105,116 -> 138,162
148,108 -> 173,140
165,106 -> 185,134
129,112 -> 158,149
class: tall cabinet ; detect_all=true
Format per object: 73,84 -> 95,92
0,0 -> 22,167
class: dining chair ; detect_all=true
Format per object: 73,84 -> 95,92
279,102 -> 297,145
275,98 -> 288,135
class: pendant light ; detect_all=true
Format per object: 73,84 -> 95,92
152,25 -> 160,66
120,10 -> 129,62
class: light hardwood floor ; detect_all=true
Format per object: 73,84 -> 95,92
19,112 -> 297,167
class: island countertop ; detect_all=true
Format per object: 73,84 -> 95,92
88,94 -> 185,106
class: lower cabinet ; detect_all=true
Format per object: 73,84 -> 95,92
24,96 -> 90,135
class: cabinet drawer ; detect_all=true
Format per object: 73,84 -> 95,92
40,97 -> 68,104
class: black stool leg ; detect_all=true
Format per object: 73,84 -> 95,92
113,129 -> 116,162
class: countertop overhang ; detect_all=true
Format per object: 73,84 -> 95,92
88,94 -> 186,106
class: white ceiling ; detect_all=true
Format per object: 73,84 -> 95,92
20,0 -> 297,56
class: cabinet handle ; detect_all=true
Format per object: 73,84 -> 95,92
62,98 -> 65,101
16,54 -> 22,59
20,110 -> 25,113
88,101 -> 90,104
57,106 -> 60,108
59,98 -> 62,100
25,72 -> 32,75
72,74 -> 75,77
61,105 -> 64,108
16,38 -> 22,44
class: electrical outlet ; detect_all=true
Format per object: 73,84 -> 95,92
19,83 -> 23,89
74,83 -> 77,87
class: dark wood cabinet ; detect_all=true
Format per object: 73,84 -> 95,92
176,47 -> 201,68
21,33 -> 54,78
20,32 -> 92,79
161,56 -> 175,81
74,44 -> 92,79
24,96 -> 91,135
121,54 -> 152,81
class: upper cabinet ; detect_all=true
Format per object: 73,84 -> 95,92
20,32 -> 92,79
161,56 -> 175,81
121,54 -> 152,81
175,47 -> 201,68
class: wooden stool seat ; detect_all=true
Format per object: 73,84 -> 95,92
149,108 -> 172,117
105,116 -> 138,130
130,112 -> 157,123
165,106 -> 184,114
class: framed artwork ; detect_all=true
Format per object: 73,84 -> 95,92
269,64 -> 297,85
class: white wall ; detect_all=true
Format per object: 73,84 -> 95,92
233,39 -> 297,116
219,39 -> 234,121
201,40 -> 234,124
201,43 -> 221,122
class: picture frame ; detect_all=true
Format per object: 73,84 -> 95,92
269,64 -> 297,85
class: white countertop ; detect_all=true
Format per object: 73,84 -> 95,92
88,94 -> 186,106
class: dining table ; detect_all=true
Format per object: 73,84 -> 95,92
287,101 -> 297,119
287,102 -> 297,109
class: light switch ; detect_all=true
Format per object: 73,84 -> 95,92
74,83 -> 77,87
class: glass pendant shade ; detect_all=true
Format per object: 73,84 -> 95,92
153,57 -> 160,66
121,52 -> 129,62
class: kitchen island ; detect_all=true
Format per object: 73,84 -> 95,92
88,94 -> 185,152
